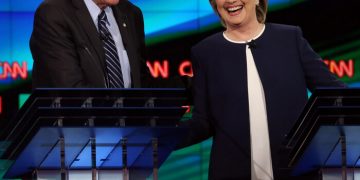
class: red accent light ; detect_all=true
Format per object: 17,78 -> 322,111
179,60 -> 193,77
0,61 -> 28,80
324,59 -> 354,78
182,105 -> 191,113
147,60 -> 169,78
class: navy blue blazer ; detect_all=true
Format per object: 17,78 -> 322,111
180,23 -> 345,179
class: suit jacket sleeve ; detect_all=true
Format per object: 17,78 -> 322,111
177,48 -> 215,149
295,27 -> 347,91
131,6 -> 158,88
30,3 -> 89,88
133,7 -> 147,74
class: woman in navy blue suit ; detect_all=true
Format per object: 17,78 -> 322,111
179,0 -> 346,179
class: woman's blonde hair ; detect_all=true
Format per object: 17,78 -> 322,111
209,0 -> 268,26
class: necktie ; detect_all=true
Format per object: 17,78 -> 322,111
98,10 -> 124,88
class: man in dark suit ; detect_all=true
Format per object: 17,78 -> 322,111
30,0 -> 150,88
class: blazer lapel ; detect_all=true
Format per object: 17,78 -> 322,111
112,4 -> 131,50
112,3 -> 139,82
72,0 -> 106,71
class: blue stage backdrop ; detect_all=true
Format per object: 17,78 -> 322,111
1,0 -> 360,179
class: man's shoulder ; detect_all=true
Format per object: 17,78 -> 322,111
35,0 -> 73,17
116,0 -> 142,14
39,0 -> 71,10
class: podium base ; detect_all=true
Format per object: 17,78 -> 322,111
37,170 -> 124,180
322,168 -> 360,180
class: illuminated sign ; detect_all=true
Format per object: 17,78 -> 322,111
182,105 -> 191,113
147,60 -> 193,78
323,59 -> 354,78
147,60 -> 169,78
0,62 -> 28,80
178,60 -> 193,77
147,59 -> 355,79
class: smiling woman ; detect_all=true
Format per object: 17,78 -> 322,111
0,0 -> 358,179
178,0 -> 346,179
209,0 -> 267,27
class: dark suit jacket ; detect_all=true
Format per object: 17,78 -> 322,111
30,0 -> 149,88
180,23 -> 346,179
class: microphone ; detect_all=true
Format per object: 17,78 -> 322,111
246,40 -> 256,49
82,44 -> 110,88
123,41 -> 127,50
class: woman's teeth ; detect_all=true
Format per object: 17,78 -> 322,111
227,5 -> 243,13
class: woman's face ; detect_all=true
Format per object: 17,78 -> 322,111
215,0 -> 258,28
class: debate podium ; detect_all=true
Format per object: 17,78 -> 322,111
287,88 -> 360,180
0,88 -> 189,180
